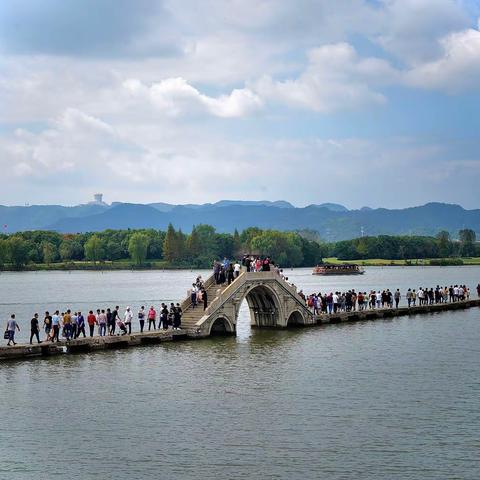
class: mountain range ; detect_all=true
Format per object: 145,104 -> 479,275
1,200 -> 478,241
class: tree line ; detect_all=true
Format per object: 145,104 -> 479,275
330,230 -> 478,260
0,225 -> 323,269
0,226 -> 477,269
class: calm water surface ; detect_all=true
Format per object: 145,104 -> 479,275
1,267 -> 479,479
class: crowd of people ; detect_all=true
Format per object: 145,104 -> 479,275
4,303 -> 183,346
303,284 -> 477,315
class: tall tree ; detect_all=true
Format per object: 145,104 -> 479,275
459,229 -> 476,256
128,233 -> 150,265
436,230 -> 451,258
0,239 -> 8,268
42,241 -> 57,264
163,223 -> 178,263
233,228 -> 242,256
187,226 -> 201,259
7,236 -> 29,267
84,235 -> 105,264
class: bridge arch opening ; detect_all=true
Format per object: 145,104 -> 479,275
210,317 -> 235,336
243,284 -> 282,328
287,310 -> 305,327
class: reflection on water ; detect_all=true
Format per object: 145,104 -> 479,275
1,267 -> 480,479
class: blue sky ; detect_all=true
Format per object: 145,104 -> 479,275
0,0 -> 479,209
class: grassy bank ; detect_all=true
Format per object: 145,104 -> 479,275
0,260 -> 196,272
323,257 -> 480,266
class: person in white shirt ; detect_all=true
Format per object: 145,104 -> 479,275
234,262 -> 241,278
124,307 -> 133,334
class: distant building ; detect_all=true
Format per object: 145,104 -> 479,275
88,193 -> 107,206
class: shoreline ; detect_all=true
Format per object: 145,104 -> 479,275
1,259 -> 480,272
2,298 -> 479,362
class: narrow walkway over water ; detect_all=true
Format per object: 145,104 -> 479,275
1,271 -> 479,361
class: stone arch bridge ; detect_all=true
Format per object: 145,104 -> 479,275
179,271 -> 314,337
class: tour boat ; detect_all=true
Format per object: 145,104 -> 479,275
312,263 -> 365,275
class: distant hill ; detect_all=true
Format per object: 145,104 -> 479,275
309,203 -> 349,212
1,201 -> 479,241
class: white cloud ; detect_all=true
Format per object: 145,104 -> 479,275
375,0 -> 470,64
255,43 -> 396,113
405,25 -> 480,92
123,77 -> 263,118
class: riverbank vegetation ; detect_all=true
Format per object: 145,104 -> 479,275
0,226 -> 477,270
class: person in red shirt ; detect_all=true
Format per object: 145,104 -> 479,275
87,310 -> 97,337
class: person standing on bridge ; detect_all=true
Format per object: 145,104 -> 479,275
173,303 -> 182,330
5,314 -> 20,346
138,306 -> 145,333
202,288 -> 208,310
227,263 -> 235,284
394,289 -> 401,308
234,260 -> 241,278
43,311 -> 52,341
51,310 -> 61,342
190,283 -> 198,308
87,311 -> 97,337
160,303 -> 169,330
29,313 -> 41,344
124,307 -> 133,335
148,306 -> 156,331
77,311 -> 86,338
110,306 -> 119,336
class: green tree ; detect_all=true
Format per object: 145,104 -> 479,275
128,232 -> 150,265
42,241 -> 58,264
84,235 -> 105,263
436,230 -> 451,258
7,236 -> 29,268
233,228 -> 242,256
187,226 -> 201,259
59,239 -> 84,261
163,223 -> 178,263
0,238 -> 8,268
459,229 -> 476,256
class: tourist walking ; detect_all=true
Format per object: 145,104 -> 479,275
71,312 -> 78,339
51,310 -> 61,342
30,313 -> 41,344
138,306 -> 145,333
106,308 -> 113,335
44,311 -> 52,341
173,303 -> 182,330
98,309 -> 107,337
394,289 -> 401,308
202,288 -> 208,310
160,304 -> 169,330
190,284 -> 197,308
5,314 -> 20,346
124,307 -> 133,334
77,311 -> 86,338
63,310 -> 72,340
111,306 -> 119,335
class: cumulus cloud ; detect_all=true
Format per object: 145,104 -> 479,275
255,43 -> 397,112
123,78 -> 263,118
375,0 -> 470,64
405,24 -> 480,92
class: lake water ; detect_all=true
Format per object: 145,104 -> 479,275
1,267 -> 480,479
